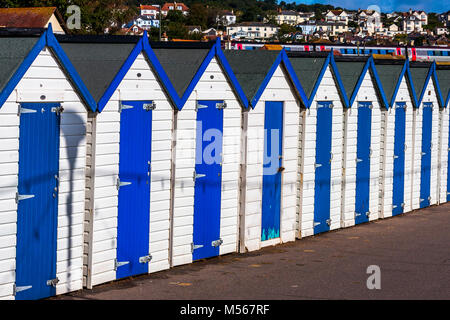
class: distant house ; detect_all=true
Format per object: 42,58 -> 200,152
0,7 -> 66,34
140,4 -> 159,19
203,28 -> 219,36
276,10 -> 299,26
133,15 -> 160,29
357,10 -> 383,35
161,2 -> 189,16
216,10 -> 236,26
187,26 -> 202,34
227,22 -> 279,41
439,11 -> 450,27
325,10 -> 349,25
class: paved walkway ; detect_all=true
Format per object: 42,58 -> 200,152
55,204 -> 450,300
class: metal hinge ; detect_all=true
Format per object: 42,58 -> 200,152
191,243 -> 204,253
143,102 -> 156,111
314,162 -> 322,168
394,155 -> 399,159
119,102 -> 134,113
46,278 -> 59,287
18,107 -> 37,116
51,106 -> 64,115
15,193 -> 35,204
211,239 -> 223,247
114,259 -> 130,271
313,221 -> 321,227
216,102 -> 227,109
355,212 -> 362,217
196,102 -> 209,111
13,284 -> 32,296
356,158 -> 363,163
116,178 -> 132,190
421,152 -> 427,156
139,254 -> 152,264
193,170 -> 206,181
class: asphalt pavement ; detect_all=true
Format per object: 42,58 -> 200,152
54,203 -> 450,300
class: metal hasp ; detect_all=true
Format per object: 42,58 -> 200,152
216,102 -> 227,109
15,192 -> 35,204
114,259 -> 130,271
51,106 -> 64,115
139,254 -> 152,264
325,219 -> 331,226
119,102 -> 134,113
143,102 -> 156,111
46,277 -> 59,287
116,178 -> 132,190
211,238 -> 223,247
191,243 -> 204,253
13,284 -> 32,296
17,107 -> 37,116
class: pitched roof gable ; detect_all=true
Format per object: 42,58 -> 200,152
0,24 -> 96,111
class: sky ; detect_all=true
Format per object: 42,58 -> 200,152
289,0 -> 449,13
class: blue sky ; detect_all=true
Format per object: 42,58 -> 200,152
289,1 -> 448,13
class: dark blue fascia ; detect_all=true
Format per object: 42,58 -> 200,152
405,62 -> 419,108
329,53 -> 350,108
431,63 -> 446,108
416,62 -> 435,107
97,36 -> 145,112
389,60 -> 409,108
0,24 -> 97,112
347,59 -> 372,107
368,57 -> 389,110
306,52 -> 332,108
215,40 -> 249,109
282,50 -> 309,108
142,34 -> 182,110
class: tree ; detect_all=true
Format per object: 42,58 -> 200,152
187,3 -> 208,29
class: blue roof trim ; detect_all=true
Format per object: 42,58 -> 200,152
142,34 -> 181,110
431,63 -> 445,108
0,32 -> 45,108
177,44 -> 216,109
215,41 -> 249,108
368,57 -> 389,109
0,24 -> 97,112
250,50 -> 283,108
46,26 -> 97,112
405,61 -> 419,107
389,60 -> 409,108
97,37 -> 144,112
329,53 -> 350,108
282,50 -> 309,107
307,52 -> 332,108
347,59 -> 371,107
416,62 -> 434,107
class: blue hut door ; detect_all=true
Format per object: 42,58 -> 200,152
420,103 -> 433,209
116,101 -> 153,279
392,103 -> 406,216
261,101 -> 283,241
192,100 -> 224,261
16,103 -> 61,300
313,102 -> 333,234
355,102 -> 372,225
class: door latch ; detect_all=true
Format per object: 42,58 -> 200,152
46,278 -> 59,287
216,102 -> 227,109
143,102 -> 156,111
211,239 -> 223,247
114,259 -> 130,271
139,255 -> 152,264
51,106 -> 64,115
325,219 -> 331,226
365,211 -> 371,217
